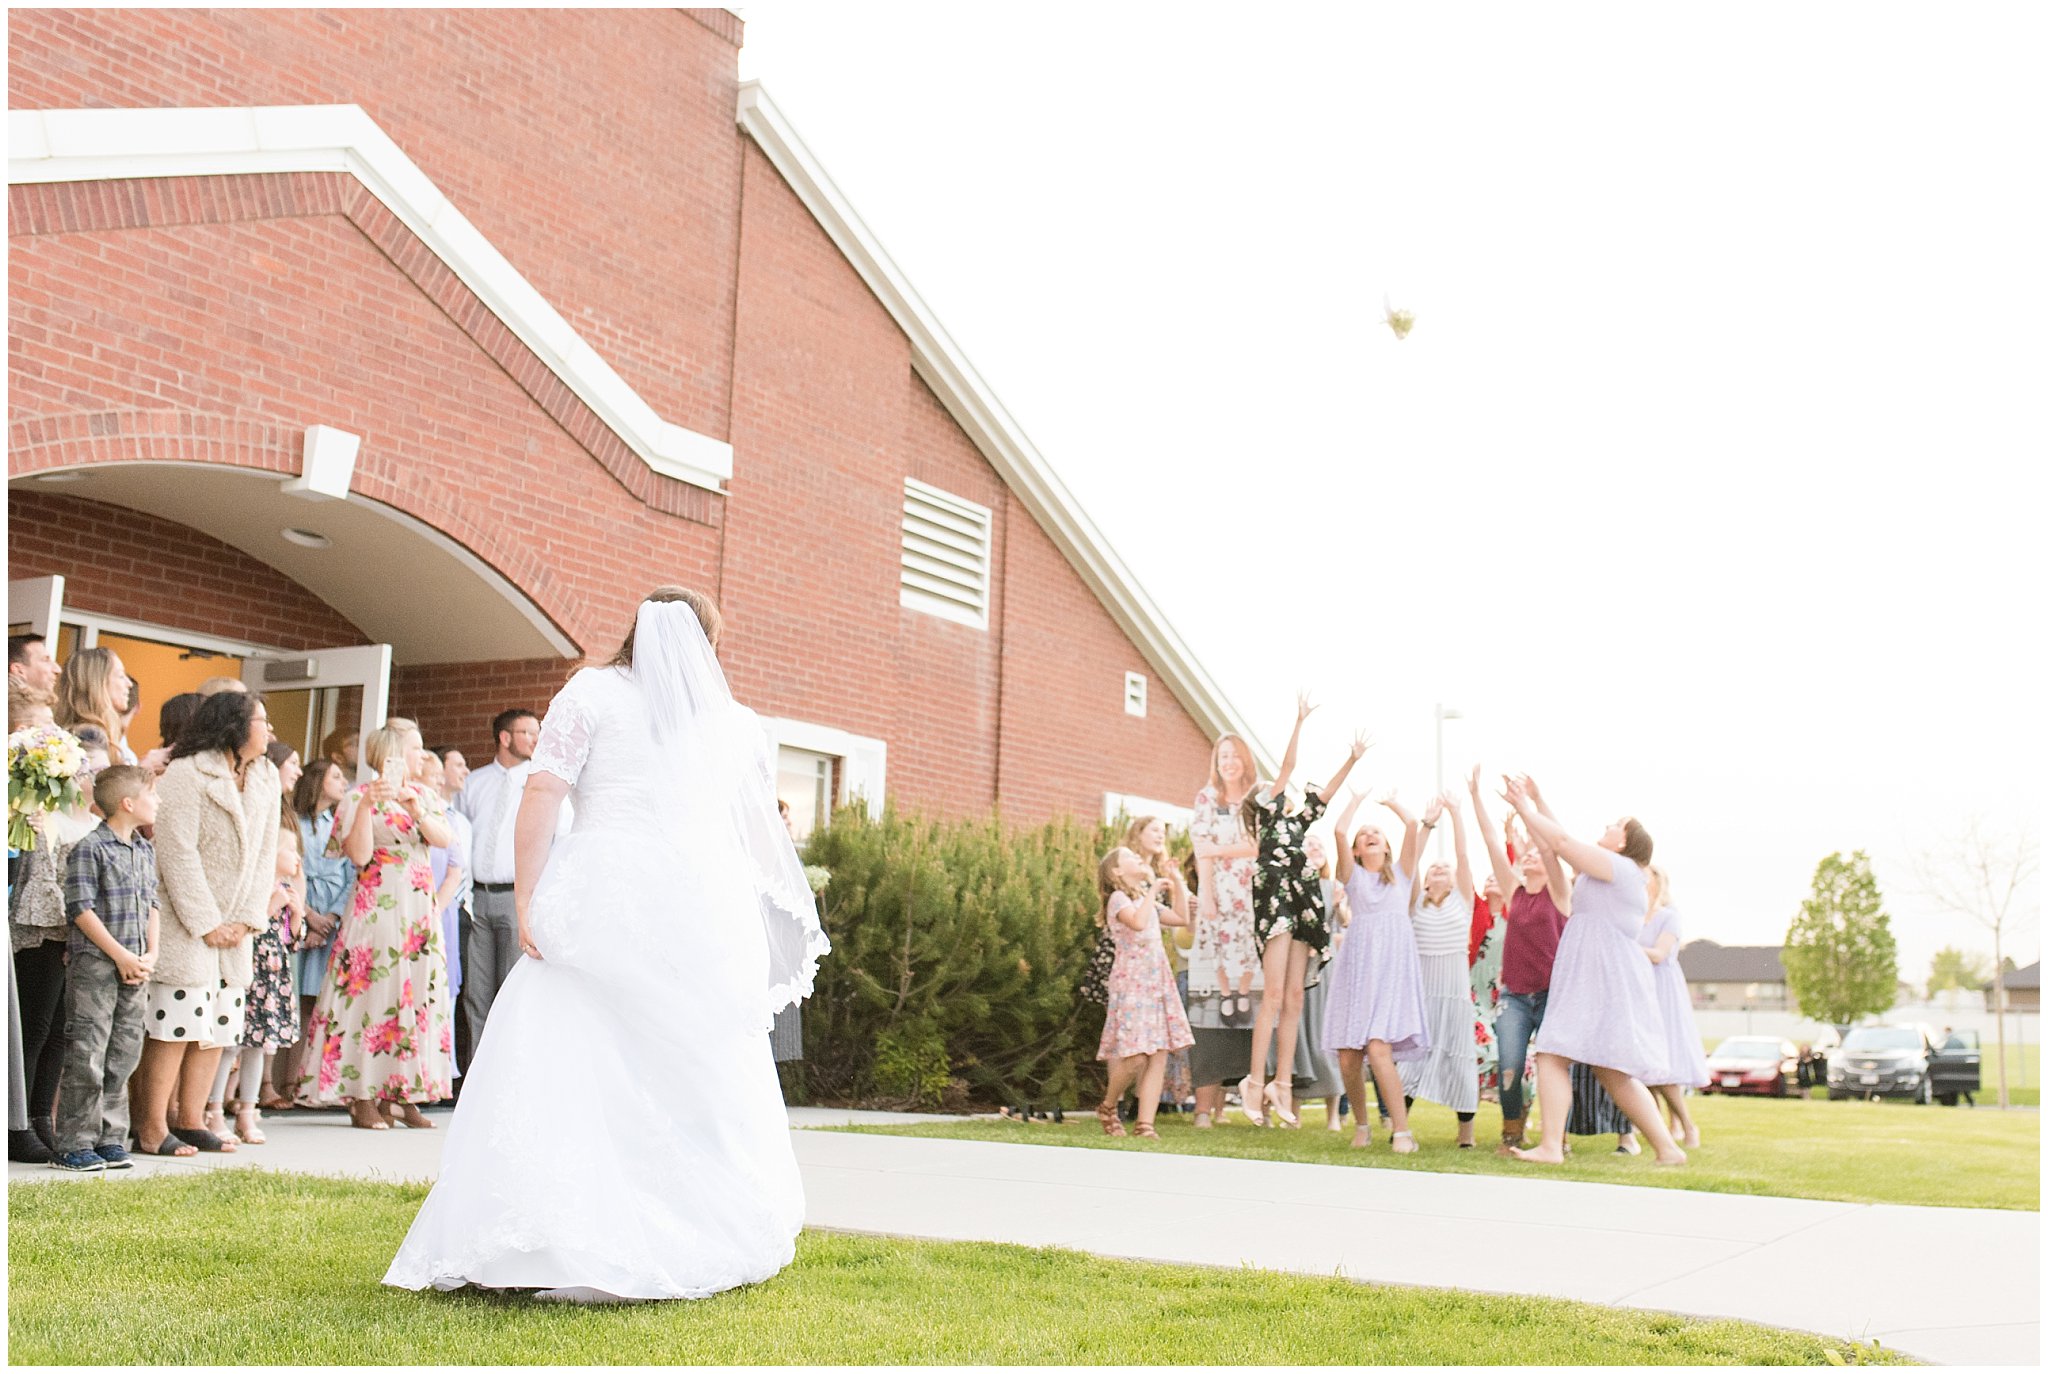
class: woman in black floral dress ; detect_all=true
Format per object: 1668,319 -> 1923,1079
1240,695 -> 1368,1127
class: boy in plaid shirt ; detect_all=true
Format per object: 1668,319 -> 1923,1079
53,765 -> 161,1172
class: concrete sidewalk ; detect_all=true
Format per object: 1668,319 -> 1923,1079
11,1110 -> 2037,1365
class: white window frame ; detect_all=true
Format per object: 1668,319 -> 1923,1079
759,716 -> 888,820
1102,792 -> 1195,831
899,477 -> 991,630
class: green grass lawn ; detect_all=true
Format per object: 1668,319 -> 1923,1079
7,1173 -> 1905,1366
842,1091 -> 2039,1212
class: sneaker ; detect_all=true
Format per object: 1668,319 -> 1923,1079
93,1143 -> 134,1170
51,1149 -> 107,1173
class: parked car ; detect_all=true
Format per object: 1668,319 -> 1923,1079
1826,1023 -> 1982,1105
1702,1036 -> 1801,1096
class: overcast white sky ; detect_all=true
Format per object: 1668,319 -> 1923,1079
737,4 -> 2044,983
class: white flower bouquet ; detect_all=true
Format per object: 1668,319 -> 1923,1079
8,725 -> 88,851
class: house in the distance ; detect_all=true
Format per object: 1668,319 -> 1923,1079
1680,940 -> 1795,1011
1982,962 -> 2041,1013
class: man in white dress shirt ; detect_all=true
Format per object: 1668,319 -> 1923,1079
456,708 -> 569,1052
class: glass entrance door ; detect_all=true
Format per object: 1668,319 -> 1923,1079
243,645 -> 392,781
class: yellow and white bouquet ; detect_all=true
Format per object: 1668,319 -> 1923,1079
8,725 -> 88,852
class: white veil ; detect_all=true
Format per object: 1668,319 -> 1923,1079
628,599 -> 829,1024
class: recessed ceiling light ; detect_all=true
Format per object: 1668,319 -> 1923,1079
280,527 -> 332,549
37,472 -> 86,484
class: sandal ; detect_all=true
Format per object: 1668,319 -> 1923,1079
1391,1129 -> 1418,1155
1238,1076 -> 1267,1127
1132,1122 -> 1159,1139
349,1100 -> 391,1131
139,1133 -> 198,1157
390,1101 -> 436,1130
168,1125 -> 237,1153
1264,1080 -> 1299,1128
232,1102 -> 266,1145
1094,1099 -> 1126,1138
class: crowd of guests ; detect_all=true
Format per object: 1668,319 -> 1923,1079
5,632 -> 576,1168
1090,697 -> 1712,1163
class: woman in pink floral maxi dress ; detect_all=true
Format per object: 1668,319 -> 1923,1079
296,752 -> 453,1127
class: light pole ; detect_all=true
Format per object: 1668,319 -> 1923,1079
1433,703 -> 1462,859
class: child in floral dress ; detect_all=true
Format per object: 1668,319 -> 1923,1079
1095,847 -> 1193,1140
222,820 -> 304,1144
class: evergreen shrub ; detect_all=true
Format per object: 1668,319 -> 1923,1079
788,802 -> 1189,1111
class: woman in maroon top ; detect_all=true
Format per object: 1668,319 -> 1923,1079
1468,765 -> 1569,1152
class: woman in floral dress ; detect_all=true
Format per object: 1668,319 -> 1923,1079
1187,733 -> 1259,1127
1468,873 -> 1509,1099
296,720 -> 454,1130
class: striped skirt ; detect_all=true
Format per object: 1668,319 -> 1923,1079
1397,948 -> 1480,1113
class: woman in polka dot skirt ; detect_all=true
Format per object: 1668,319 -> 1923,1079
133,691 -> 281,1157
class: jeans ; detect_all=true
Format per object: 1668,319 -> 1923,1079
1495,989 -> 1548,1122
54,953 -> 146,1154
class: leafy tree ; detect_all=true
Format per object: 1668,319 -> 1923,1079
1782,851 -> 1899,1028
1925,946 -> 1990,1002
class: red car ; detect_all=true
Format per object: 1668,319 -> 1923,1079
1702,1036 -> 1801,1096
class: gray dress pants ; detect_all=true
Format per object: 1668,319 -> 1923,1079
463,886 -> 523,1051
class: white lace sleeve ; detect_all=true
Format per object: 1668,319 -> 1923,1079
531,672 -> 599,787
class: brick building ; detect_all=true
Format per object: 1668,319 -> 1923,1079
5,9 -> 1262,836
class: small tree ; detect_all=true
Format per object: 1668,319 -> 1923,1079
1914,820 -> 2039,1109
1782,851 -> 1899,1030
1925,947 -> 1991,1009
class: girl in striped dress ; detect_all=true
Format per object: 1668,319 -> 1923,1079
1399,795 -> 1482,1146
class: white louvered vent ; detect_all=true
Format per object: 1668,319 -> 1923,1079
1124,672 -> 1148,717
900,478 -> 991,629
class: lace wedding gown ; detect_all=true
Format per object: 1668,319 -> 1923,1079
385,661 -> 826,1301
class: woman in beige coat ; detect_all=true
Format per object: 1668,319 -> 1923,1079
132,691 -> 280,1155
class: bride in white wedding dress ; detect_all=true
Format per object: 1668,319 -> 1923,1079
385,587 -> 828,1302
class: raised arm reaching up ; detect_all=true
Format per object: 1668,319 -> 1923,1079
1383,791 -> 1422,877
1264,693 -> 1316,801
1502,776 -> 1613,884
1468,764 -> 1520,896
1313,730 -> 1370,807
1411,794 -> 1447,910
1444,793 -> 1476,902
1332,789 -> 1366,884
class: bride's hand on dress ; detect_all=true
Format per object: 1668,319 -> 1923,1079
517,919 -> 543,960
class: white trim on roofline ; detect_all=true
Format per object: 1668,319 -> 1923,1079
7,104 -> 733,492
736,82 -> 1274,773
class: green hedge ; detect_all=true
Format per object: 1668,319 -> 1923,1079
786,803 -> 1188,1112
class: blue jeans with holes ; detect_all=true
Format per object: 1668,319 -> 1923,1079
1494,990 -> 1548,1123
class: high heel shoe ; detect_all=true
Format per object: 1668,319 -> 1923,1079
1263,1080 -> 1299,1128
1238,1076 -> 1267,1127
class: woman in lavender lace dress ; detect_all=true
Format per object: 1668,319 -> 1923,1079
1499,777 -> 1685,1167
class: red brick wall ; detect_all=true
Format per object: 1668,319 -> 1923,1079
6,10 -> 1219,827
390,659 -> 577,766
6,175 -> 723,656
7,7 -> 747,444
996,509 -> 1217,823
7,489 -> 367,648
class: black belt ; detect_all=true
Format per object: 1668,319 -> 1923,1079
474,881 -> 515,893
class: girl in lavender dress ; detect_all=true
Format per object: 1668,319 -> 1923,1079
1640,865 -> 1709,1148
1325,790 -> 1429,1153
1499,777 -> 1685,1166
